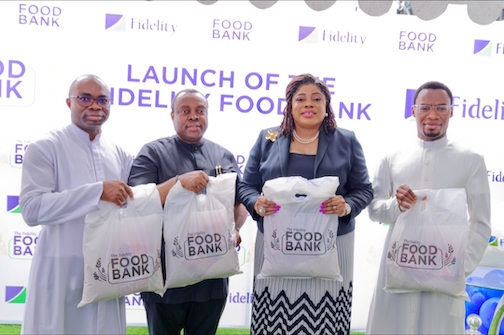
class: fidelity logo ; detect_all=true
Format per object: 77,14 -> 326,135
299,26 -> 317,43
105,13 -> 177,34
298,26 -> 366,46
474,39 -> 504,56
474,40 -> 492,56
404,89 -> 415,119
5,286 -> 26,304
488,235 -> 504,246
7,196 -> 21,214
227,291 -> 253,304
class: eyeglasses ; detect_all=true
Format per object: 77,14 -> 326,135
413,104 -> 452,114
69,96 -> 111,108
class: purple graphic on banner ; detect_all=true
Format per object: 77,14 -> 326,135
404,89 -> 415,119
5,286 -> 26,303
7,196 -> 20,213
298,26 -> 316,41
474,39 -> 490,54
105,14 -> 123,29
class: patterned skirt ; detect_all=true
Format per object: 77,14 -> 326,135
251,230 -> 354,335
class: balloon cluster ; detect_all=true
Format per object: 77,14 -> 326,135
466,268 -> 504,334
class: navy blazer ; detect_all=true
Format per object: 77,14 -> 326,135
238,126 -> 373,235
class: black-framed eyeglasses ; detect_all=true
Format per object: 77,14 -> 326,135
413,104 -> 452,114
69,96 -> 111,108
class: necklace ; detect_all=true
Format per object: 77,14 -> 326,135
293,129 -> 319,144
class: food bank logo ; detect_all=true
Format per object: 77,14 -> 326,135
474,39 -> 492,56
387,239 -> 456,269
10,232 -> 38,259
271,228 -> 336,255
5,286 -> 26,304
299,26 -> 317,43
92,251 -> 160,284
7,196 -> 20,213
18,3 -> 62,27
212,19 -> 252,41
10,141 -> 30,168
398,31 -> 436,52
0,60 -> 36,107
171,232 -> 234,260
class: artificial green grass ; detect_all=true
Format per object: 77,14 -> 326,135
0,325 -> 250,334
0,324 -> 365,334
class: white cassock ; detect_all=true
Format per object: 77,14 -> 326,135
366,136 -> 491,335
19,124 -> 133,335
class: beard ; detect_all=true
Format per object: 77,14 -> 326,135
424,131 -> 440,138
422,127 -> 446,140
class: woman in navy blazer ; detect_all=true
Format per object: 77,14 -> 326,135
238,74 -> 373,335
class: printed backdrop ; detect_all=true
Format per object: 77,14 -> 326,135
1,0 -> 504,330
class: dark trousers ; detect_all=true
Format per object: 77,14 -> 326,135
143,298 -> 226,335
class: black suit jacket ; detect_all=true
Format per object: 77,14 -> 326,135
238,126 -> 373,235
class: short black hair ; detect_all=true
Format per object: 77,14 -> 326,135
413,81 -> 453,105
171,89 -> 207,111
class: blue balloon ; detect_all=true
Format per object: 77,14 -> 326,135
471,292 -> 487,310
480,297 -> 500,329
483,269 -> 504,288
465,301 -> 479,318
467,276 -> 484,285
482,287 -> 504,300
471,286 -> 485,298
467,285 -> 478,297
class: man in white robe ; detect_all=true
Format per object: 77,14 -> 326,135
19,75 -> 134,334
366,81 -> 491,334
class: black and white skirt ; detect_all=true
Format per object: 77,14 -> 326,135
251,230 -> 354,335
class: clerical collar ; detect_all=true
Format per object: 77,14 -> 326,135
417,136 -> 448,149
175,136 -> 205,152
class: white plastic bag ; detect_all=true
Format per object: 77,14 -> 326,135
79,184 -> 164,307
258,176 -> 342,280
384,188 -> 469,299
163,173 -> 241,289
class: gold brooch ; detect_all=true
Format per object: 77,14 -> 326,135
265,129 -> 278,142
